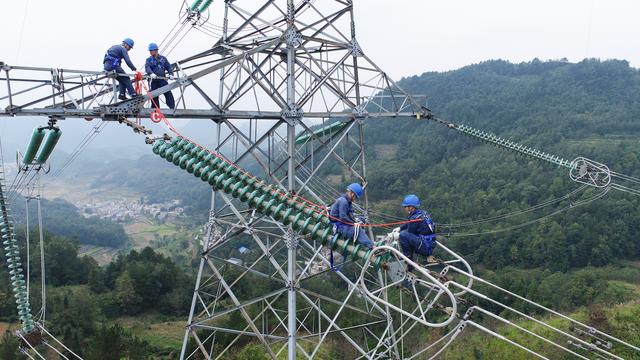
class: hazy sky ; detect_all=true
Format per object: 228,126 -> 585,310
1,0 -> 638,80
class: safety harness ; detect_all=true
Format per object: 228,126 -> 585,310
415,212 -> 437,254
103,52 -> 121,69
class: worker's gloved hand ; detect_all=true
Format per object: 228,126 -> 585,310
392,227 -> 401,233
355,216 -> 367,224
150,73 -> 158,80
386,230 -> 400,243
167,75 -> 175,80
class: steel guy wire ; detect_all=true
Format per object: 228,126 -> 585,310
438,185 -> 589,228
611,183 -> 640,197
54,121 -> 109,177
445,186 -> 610,237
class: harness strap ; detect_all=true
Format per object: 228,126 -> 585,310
328,233 -> 346,272
417,234 -> 437,249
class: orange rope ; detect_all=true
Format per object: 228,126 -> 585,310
141,83 -> 418,229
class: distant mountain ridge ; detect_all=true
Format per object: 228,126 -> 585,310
364,58 -> 640,270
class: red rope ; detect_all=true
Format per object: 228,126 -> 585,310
140,83 -> 418,229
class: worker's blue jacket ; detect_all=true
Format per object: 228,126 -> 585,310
145,55 -> 173,77
329,194 -> 353,228
400,209 -> 435,237
103,44 -> 136,71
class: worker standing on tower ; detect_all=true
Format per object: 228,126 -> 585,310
145,43 -> 175,109
329,183 -> 374,249
103,38 -> 138,101
396,194 -> 436,272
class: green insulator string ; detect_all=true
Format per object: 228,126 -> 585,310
198,0 -> 214,13
455,124 -> 574,168
190,0 -> 204,11
152,137 -> 388,269
0,171 -> 36,333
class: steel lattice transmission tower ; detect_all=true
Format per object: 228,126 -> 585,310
177,1 -> 427,359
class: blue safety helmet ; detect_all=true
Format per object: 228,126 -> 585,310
346,183 -> 363,199
123,38 -> 135,48
401,194 -> 421,208
148,42 -> 159,51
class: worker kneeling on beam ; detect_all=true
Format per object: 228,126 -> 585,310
395,194 -> 436,272
329,183 -> 374,249
145,43 -> 175,109
103,38 -> 139,101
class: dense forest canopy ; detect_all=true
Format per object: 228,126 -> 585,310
365,58 -> 640,270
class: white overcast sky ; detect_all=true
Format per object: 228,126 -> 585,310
1,0 -> 638,80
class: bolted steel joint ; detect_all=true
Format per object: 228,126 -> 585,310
463,307 -> 475,320
284,28 -> 303,48
101,96 -> 146,115
348,39 -> 363,57
281,108 -> 303,124
284,229 -> 299,250
352,104 -> 367,118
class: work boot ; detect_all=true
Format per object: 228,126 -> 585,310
118,94 -> 127,101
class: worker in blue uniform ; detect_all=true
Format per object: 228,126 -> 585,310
329,183 -> 374,249
397,194 -> 436,272
103,38 -> 138,101
145,43 -> 175,109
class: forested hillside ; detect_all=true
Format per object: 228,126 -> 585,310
11,197 -> 128,247
365,58 -> 640,271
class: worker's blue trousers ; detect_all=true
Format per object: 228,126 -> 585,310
104,64 -> 136,97
335,224 -> 374,249
150,79 -> 175,109
399,231 -> 436,271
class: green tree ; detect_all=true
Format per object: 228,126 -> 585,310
86,324 -> 150,360
115,271 -> 142,315
0,330 -> 25,360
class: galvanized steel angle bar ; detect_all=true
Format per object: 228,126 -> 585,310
192,288 -> 287,325
189,81 -> 223,113
295,48 -> 356,106
294,119 -> 359,194
205,257 -> 278,358
234,120 -> 284,165
226,1 -> 281,42
261,300 -> 314,359
244,56 -> 288,108
300,289 -> 372,359
297,6 -> 351,43
297,287 -> 385,320
211,253 -> 286,286
209,292 -> 290,360
230,57 -> 287,111
444,269 -> 631,358
295,241 -> 327,281
222,119 -> 288,189
228,4 -> 286,41
194,325 -> 286,341
297,51 -> 353,107
295,238 -> 389,317
0,82 -> 47,102
300,1 -> 352,43
217,191 -> 289,280
7,73 -> 110,112
159,37 -> 282,100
